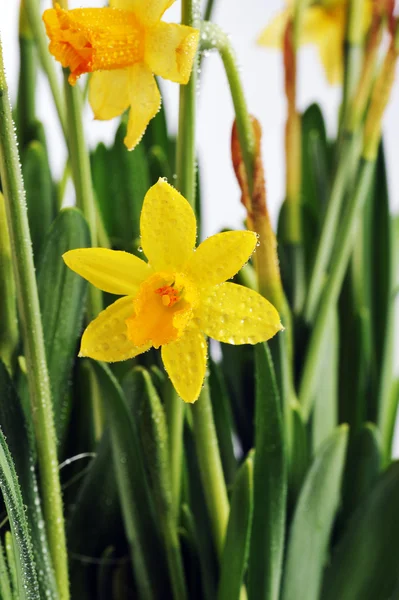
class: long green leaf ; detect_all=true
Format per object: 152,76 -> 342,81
37,208 -> 90,442
0,361 -> 57,598
0,534 -> 12,600
0,425 -> 39,598
248,343 -> 286,600
22,141 -> 54,263
218,453 -> 253,600
92,361 -> 167,600
322,462 -> 399,600
281,425 -> 348,600
133,367 -> 187,600
341,423 -> 381,523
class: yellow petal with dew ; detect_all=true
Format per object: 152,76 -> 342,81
162,326 -> 207,403
197,282 -> 283,345
89,69 -> 130,120
124,63 -> 161,150
145,22 -> 199,84
257,7 -> 290,48
185,231 -> 258,288
43,6 -> 145,85
63,248 -> 152,295
140,178 -> 196,272
80,296 -> 150,361
111,0 -> 175,26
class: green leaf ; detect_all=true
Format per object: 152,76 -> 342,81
67,427 -> 124,557
0,418 -> 39,598
91,361 -> 168,600
37,208 -> 90,442
301,104 -> 330,279
289,402 -> 309,502
322,462 -> 399,600
281,425 -> 348,600
133,367 -> 187,600
218,453 -> 253,600
0,361 -> 57,598
22,141 -> 55,263
248,343 -> 286,600
0,535 -> 12,600
208,359 -> 237,486
91,122 -> 150,251
311,309 -> 338,452
183,421 -> 218,600
341,423 -> 381,523
377,212 -> 399,461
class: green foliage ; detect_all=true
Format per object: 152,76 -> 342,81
1,3 -> 398,594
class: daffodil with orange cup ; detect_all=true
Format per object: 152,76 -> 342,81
63,179 -> 283,403
43,1 -> 199,149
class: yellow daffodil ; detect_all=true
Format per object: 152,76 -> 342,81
63,179 -> 282,403
258,0 -> 371,85
43,1 -> 199,149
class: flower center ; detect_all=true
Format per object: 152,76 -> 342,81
43,4 -> 145,84
126,273 -> 197,349
155,285 -> 181,307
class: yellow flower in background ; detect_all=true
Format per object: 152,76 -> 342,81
63,179 -> 282,403
43,1 -> 199,149
258,0 -> 372,85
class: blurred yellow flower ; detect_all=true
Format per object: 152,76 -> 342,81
63,179 -> 282,403
43,1 -> 199,149
258,0 -> 371,85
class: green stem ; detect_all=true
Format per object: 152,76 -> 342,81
165,381 -> 184,519
293,0 -> 311,50
0,195 -> 18,375
200,22 -> 255,193
342,0 -> 365,128
203,0 -> 216,21
191,382 -> 229,560
64,77 -> 102,317
304,133 -> 361,323
24,0 -> 67,140
299,159 -> 375,418
167,0 -> 200,519
161,519 -> 188,600
0,41 -> 69,600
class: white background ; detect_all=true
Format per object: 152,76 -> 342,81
1,0 -> 399,451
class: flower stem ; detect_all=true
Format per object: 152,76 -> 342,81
300,39 -> 399,417
341,0 -> 366,127
0,40 -> 69,600
24,0 -> 67,139
167,0 -> 200,519
191,382 -> 229,560
63,78 -> 102,317
200,22 -> 255,194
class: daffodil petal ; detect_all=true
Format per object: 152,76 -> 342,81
257,8 -> 290,47
140,179 -> 196,272
111,0 -> 175,26
301,6 -> 345,84
63,248 -> 152,295
185,231 -> 257,288
197,283 -> 282,345
124,64 -> 161,150
89,69 -> 130,120
162,326 -> 207,403
80,296 -> 150,361
145,22 -> 199,84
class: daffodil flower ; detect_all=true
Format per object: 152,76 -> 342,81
43,1 -> 199,149
258,0 -> 371,85
63,179 -> 282,403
